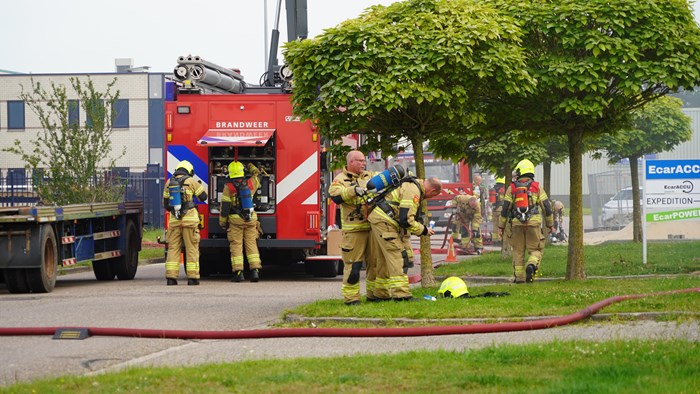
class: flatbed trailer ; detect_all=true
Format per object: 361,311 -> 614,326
0,201 -> 143,293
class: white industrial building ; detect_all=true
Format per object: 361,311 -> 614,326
0,67 -> 167,172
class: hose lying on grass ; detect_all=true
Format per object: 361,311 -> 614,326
1,288 -> 697,339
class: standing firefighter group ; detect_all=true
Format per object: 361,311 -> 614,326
330,151 -> 442,304
163,159 -> 266,286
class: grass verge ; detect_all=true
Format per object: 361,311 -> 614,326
4,340 -> 697,393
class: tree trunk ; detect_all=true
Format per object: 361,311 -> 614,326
543,161 -> 552,197
411,138 -> 436,287
565,129 -> 586,280
500,163 -> 513,258
629,154 -> 643,242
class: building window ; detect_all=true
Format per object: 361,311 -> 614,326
68,100 -> 80,127
85,99 -> 103,129
8,101 -> 25,130
113,99 -> 129,128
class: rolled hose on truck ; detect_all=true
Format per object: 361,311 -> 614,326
0,288 -> 697,339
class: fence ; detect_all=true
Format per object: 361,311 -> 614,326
588,166 -> 643,230
0,164 -> 164,228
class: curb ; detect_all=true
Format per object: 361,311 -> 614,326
284,311 -> 700,327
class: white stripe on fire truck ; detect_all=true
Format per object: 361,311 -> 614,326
301,190 -> 317,205
277,153 -> 317,204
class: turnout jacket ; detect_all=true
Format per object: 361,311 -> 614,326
329,166 -> 372,232
368,179 -> 428,236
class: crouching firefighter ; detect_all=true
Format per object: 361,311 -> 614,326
368,176 -> 442,301
220,161 -> 262,282
328,150 -> 375,305
163,160 -> 208,286
498,159 -> 555,283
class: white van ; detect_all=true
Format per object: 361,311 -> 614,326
601,187 -> 642,224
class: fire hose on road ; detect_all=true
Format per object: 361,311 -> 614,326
1,288 -> 697,339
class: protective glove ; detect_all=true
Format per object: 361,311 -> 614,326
354,186 -> 367,197
219,222 -> 228,230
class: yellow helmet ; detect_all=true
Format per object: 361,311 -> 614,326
228,161 -> 245,178
496,176 -> 505,184
438,276 -> 469,298
515,159 -> 535,177
176,160 -> 194,176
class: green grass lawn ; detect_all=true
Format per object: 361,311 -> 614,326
281,240 -> 700,324
6,340 -> 698,393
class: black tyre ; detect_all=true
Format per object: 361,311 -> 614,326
5,269 -> 30,294
312,259 -> 341,278
92,260 -> 115,280
25,224 -> 58,293
114,219 -> 139,280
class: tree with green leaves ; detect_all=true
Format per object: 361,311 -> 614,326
486,0 -> 700,280
284,0 -> 534,286
3,77 -> 126,205
593,96 -> 692,242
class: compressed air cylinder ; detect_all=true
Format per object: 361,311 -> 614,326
366,165 -> 406,194
238,182 -> 254,214
168,182 -> 182,218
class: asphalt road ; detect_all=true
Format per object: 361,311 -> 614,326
1,261 -> 698,387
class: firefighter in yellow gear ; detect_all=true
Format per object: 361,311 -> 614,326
329,150 -> 376,305
498,159 -> 555,283
451,194 -> 483,254
220,161 -> 262,282
491,176 -> 506,243
368,177 -> 442,301
163,160 -> 208,286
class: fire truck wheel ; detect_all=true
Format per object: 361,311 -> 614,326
25,224 -> 58,293
92,261 -> 115,281
5,269 -> 30,294
312,259 -> 341,278
113,219 -> 139,280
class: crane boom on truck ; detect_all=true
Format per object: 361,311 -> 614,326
164,0 -> 341,277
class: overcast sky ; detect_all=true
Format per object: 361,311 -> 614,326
1,0 -> 394,81
2,0 -> 699,82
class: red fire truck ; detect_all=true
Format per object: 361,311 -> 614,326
163,1 -> 342,277
164,56 -> 339,277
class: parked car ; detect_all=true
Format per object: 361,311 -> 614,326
601,187 -> 642,224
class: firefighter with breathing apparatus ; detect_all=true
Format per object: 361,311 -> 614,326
450,194 -> 483,255
329,150 -> 377,305
163,160 -> 208,286
220,161 -> 262,282
498,159 -> 555,283
368,172 -> 442,301
490,176 -> 506,243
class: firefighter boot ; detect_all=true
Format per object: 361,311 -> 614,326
526,264 -> 537,283
250,269 -> 260,282
167,278 -> 178,286
188,278 -> 199,286
232,271 -> 244,282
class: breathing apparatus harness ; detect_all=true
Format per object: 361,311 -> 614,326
226,178 -> 255,221
367,176 -> 424,227
509,178 -> 540,223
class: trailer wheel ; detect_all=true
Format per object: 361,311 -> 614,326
312,259 -> 341,278
5,269 -> 30,294
25,224 -> 58,293
92,261 -> 115,281
113,219 -> 139,280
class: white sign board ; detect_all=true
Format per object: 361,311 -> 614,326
645,160 -> 700,209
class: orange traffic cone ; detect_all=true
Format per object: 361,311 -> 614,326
445,237 -> 458,263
